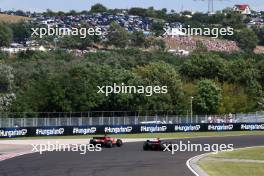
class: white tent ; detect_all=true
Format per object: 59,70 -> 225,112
38,46 -> 46,52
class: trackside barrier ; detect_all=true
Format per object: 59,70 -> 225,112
0,123 -> 264,138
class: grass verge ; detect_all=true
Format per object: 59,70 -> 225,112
209,146 -> 264,160
199,146 -> 264,176
199,160 -> 264,176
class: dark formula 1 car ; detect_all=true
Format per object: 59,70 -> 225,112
143,139 -> 172,151
90,136 -> 123,148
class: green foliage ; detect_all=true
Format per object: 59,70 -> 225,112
0,64 -> 14,93
257,60 -> 264,87
180,53 -> 227,81
234,28 -> 258,52
134,61 -> 184,111
58,35 -> 93,50
193,79 -> 221,114
218,83 -> 256,113
253,27 -> 264,45
130,31 -> 146,47
107,22 -> 129,48
90,4 -> 108,13
0,48 -> 263,114
128,7 -> 167,19
228,59 -> 259,88
151,21 -> 165,36
8,22 -> 32,42
0,51 -> 8,60
0,23 -> 13,47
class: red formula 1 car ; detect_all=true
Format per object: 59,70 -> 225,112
89,136 -> 123,148
143,138 -> 172,151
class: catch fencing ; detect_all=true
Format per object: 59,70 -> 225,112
0,111 -> 264,128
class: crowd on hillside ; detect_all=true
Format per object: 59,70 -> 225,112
165,36 -> 239,53
1,9 -> 243,54
34,12 -> 152,34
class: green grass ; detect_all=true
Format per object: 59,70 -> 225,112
199,160 -> 264,176
199,146 -> 264,176
210,147 -> 264,160
1,131 -> 264,140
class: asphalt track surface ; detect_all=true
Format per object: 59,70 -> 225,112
1,135 -> 264,176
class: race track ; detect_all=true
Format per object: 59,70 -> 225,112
1,135 -> 264,176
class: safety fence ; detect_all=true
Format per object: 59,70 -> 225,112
0,111 -> 264,128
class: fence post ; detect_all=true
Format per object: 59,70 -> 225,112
101,112 -> 103,126
79,117 -> 82,126
9,118 -> 12,128
35,118 -> 37,127
23,118 -> 26,127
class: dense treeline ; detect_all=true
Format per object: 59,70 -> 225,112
1,49 -> 264,114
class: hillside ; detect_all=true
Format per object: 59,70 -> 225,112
0,14 -> 30,23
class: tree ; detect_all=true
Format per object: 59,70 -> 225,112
180,53 -> 227,81
90,3 -> 107,13
58,24 -> 100,50
134,61 -> 184,111
130,31 -> 146,47
9,22 -> 32,42
0,64 -> 14,93
128,8 -> 147,17
151,21 -> 165,36
252,26 -> 264,45
11,64 -> 108,112
59,35 -> 93,50
218,82 -> 255,113
44,9 -> 56,16
0,23 -> 13,47
258,60 -> 264,87
0,64 -> 15,112
229,59 -> 259,89
107,22 -> 129,48
234,28 -> 258,52
68,10 -> 77,16
193,79 -> 221,114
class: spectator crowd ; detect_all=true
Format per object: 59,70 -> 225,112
34,12 -> 152,35
165,36 -> 239,53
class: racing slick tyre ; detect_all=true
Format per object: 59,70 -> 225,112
89,139 -> 96,145
116,139 -> 123,147
160,143 -> 166,151
143,141 -> 150,151
106,141 -> 113,148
